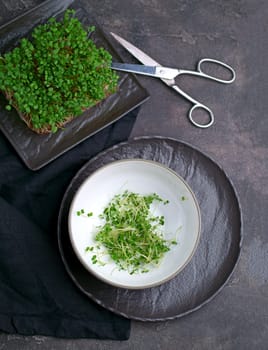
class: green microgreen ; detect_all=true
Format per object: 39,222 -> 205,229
77,209 -> 93,217
0,9 -> 118,133
85,190 -> 177,274
85,246 -> 94,252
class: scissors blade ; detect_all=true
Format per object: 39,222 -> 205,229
110,32 -> 176,86
110,32 -> 161,66
111,62 -> 179,80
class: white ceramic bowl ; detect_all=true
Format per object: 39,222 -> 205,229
68,159 -> 201,289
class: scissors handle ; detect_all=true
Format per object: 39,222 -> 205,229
189,103 -> 214,128
179,58 -> 236,84
172,58 -> 235,127
196,58 -> 236,84
171,84 -> 214,128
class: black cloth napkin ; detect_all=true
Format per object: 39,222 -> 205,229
0,109 -> 139,339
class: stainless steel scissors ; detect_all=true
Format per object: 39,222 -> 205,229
110,32 -> 236,128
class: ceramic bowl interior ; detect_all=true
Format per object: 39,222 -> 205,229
68,159 -> 201,289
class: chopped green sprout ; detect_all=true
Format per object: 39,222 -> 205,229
77,209 -> 93,217
85,190 -> 177,274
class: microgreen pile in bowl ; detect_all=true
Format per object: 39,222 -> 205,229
0,9 -> 118,134
85,190 -> 177,275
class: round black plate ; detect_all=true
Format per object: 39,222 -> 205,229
57,137 -> 242,321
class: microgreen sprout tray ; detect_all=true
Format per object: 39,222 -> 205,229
0,0 -> 149,170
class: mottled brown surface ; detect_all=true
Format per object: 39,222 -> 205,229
0,0 -> 268,349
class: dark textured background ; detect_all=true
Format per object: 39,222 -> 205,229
0,0 -> 267,349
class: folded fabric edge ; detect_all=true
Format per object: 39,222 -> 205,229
0,314 -> 131,340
